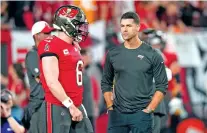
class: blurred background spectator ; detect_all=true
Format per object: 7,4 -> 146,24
1,1 -> 207,133
1,1 -> 11,90
1,89 -> 25,133
8,63 -> 29,121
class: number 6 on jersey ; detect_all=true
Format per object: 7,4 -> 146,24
76,60 -> 84,86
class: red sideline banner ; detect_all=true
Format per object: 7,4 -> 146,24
11,30 -> 34,63
17,48 -> 28,63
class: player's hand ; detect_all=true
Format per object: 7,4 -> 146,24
69,104 -> 83,121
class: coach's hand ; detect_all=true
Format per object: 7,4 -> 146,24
69,104 -> 83,121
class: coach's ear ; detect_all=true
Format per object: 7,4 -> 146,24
137,24 -> 140,32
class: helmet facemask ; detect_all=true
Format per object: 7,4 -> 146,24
73,20 -> 89,42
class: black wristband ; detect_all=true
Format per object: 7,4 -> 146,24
6,115 -> 11,119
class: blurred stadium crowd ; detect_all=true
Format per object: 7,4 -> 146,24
1,1 -> 207,133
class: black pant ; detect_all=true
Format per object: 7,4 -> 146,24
88,116 -> 95,131
28,106 -> 42,133
22,98 -> 43,130
108,110 -> 153,133
153,114 -> 162,133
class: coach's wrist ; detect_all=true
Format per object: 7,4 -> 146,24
107,104 -> 113,109
143,107 -> 154,113
107,105 -> 114,111
106,105 -> 113,114
107,106 -> 113,110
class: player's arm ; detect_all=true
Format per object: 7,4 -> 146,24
42,55 -> 83,121
145,51 -> 168,113
42,56 -> 70,102
39,38 -> 75,106
42,55 -> 77,106
25,51 -> 40,82
101,51 -> 114,110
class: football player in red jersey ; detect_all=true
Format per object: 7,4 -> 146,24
37,5 -> 93,133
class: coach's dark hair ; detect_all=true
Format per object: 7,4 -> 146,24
120,12 -> 140,24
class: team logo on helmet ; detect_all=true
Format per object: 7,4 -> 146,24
57,7 -> 79,19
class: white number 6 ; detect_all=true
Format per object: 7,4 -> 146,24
76,60 -> 84,86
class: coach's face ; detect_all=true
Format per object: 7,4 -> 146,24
37,33 -> 50,42
120,19 -> 140,41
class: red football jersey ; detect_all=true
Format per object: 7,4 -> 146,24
38,36 -> 83,106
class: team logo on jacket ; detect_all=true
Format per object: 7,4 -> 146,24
63,49 -> 70,55
137,55 -> 144,60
